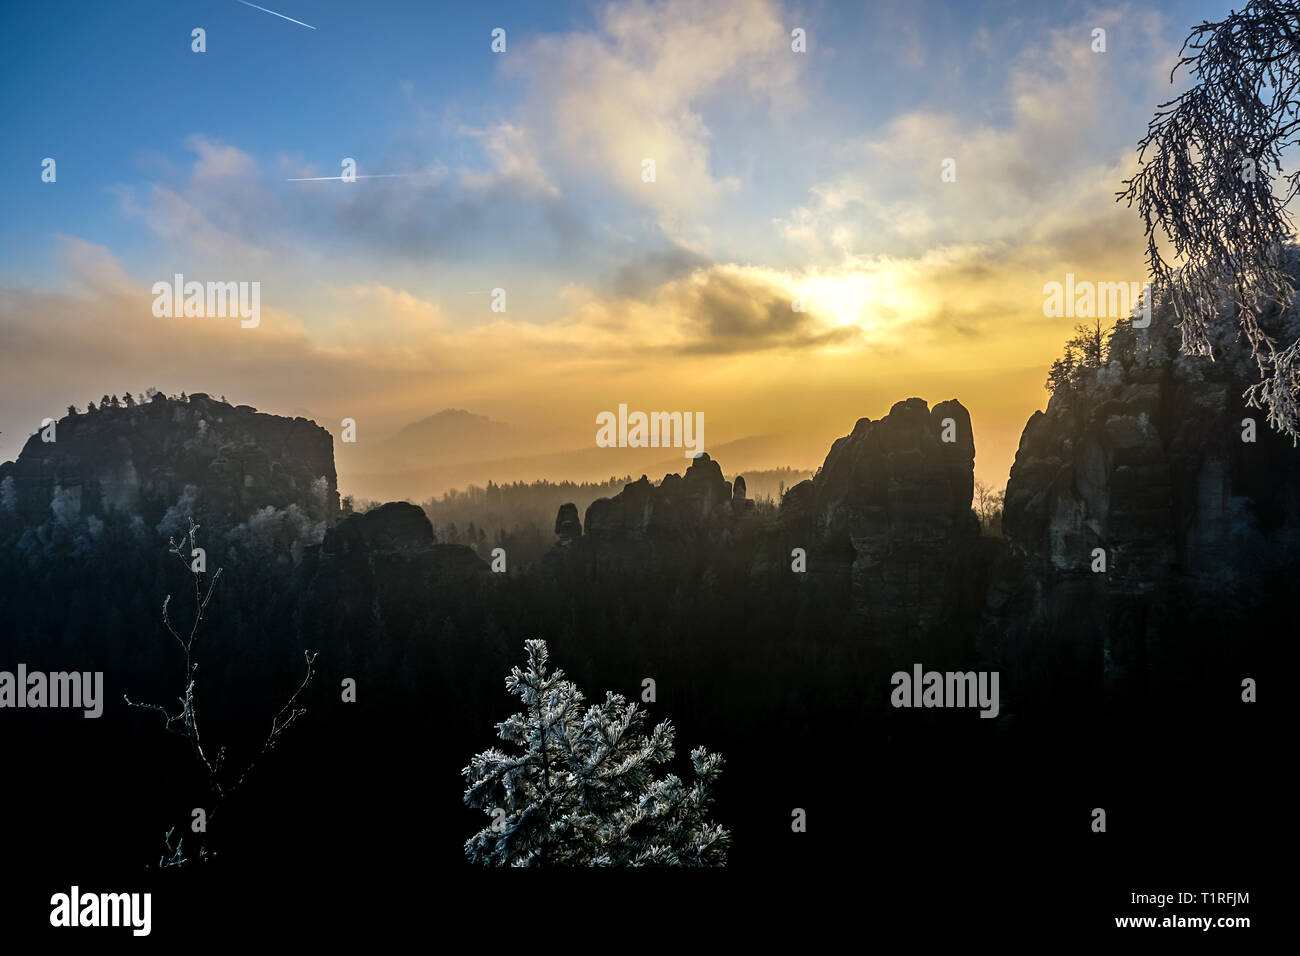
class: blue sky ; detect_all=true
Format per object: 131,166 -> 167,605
3,0 -> 1217,280
0,0 -> 1234,487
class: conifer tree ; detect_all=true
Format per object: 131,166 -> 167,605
1045,347 -> 1078,394
463,640 -> 729,866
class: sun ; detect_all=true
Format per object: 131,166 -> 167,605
798,274 -> 874,329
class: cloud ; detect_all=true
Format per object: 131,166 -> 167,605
52,235 -> 137,296
103,1 -> 808,294
117,134 -> 582,276
777,7 -> 1171,262
767,6 -> 1177,337
503,0 -> 803,241
0,234 -> 1077,494
2,0 -> 1199,492
186,134 -> 257,183
325,284 -> 452,348
663,266 -> 860,355
457,123 -> 559,198
610,244 -> 712,298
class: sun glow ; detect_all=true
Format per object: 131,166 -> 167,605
798,270 -> 902,335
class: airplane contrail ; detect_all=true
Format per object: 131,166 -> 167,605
286,173 -> 416,181
236,1 -> 317,30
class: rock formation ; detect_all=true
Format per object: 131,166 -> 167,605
731,474 -> 755,515
302,501 -> 488,663
985,317 -> 1300,711
554,502 -> 582,540
582,452 -> 737,541
778,397 -> 982,640
0,393 -> 338,529
313,500 -> 487,581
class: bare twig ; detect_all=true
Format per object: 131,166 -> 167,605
125,517 -> 319,865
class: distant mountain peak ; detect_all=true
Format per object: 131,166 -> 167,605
391,409 -> 515,439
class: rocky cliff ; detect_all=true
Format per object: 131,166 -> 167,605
778,397 -> 982,641
314,501 -> 487,579
0,393 -> 339,529
3,342 -> 1292,724
542,452 -> 762,574
546,398 -> 984,646
985,317 -> 1300,713
543,344 -> 1298,709
298,501 -> 491,703
304,501 -> 488,622
582,452 -> 741,540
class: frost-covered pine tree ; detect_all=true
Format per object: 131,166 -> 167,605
463,640 -> 730,866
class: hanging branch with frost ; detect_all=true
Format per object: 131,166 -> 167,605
124,517 -> 318,866
1119,0 -> 1300,439
462,639 -> 730,866
158,827 -> 187,869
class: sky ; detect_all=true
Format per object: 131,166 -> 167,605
0,0 -> 1229,492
